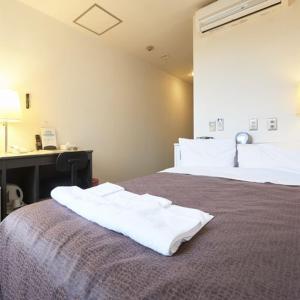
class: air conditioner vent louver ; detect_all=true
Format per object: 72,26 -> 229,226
198,0 -> 283,33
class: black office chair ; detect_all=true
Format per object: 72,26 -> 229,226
56,151 -> 89,186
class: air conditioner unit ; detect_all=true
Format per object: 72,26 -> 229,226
197,0 -> 287,34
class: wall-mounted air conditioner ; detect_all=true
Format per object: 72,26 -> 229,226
197,0 -> 288,34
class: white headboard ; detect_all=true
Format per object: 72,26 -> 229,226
174,143 -> 181,167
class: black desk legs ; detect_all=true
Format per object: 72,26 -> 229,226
87,158 -> 93,187
33,166 -> 39,203
1,168 -> 7,221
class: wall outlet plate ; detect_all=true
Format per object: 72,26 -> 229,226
249,118 -> 258,131
217,118 -> 224,131
267,118 -> 278,131
209,121 -> 216,132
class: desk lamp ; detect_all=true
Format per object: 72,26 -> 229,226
0,89 -> 21,153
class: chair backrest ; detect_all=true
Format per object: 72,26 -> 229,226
56,151 -> 89,185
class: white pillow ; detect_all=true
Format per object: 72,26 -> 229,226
179,138 -> 236,168
237,143 -> 300,170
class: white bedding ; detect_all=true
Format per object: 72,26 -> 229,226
162,166 -> 300,186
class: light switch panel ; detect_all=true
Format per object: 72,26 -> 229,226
209,121 -> 216,132
249,118 -> 258,131
267,118 -> 277,131
217,118 -> 224,131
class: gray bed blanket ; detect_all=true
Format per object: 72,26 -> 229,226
0,173 -> 299,300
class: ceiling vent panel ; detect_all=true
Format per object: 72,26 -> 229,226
74,4 -> 122,36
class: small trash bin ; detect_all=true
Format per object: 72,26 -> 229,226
92,178 -> 100,186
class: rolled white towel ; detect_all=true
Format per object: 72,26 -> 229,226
51,186 -> 213,256
51,186 -> 85,206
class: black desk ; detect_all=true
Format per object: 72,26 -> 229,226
0,150 -> 93,220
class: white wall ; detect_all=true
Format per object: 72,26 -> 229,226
193,1 -> 300,143
0,0 -> 193,182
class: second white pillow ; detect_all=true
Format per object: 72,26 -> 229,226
238,143 -> 300,171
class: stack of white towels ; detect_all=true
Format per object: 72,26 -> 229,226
51,183 -> 214,256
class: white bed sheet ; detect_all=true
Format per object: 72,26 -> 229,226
162,166 -> 300,186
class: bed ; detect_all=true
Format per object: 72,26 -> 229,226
1,170 -> 300,299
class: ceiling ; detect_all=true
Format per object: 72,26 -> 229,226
18,0 -> 215,82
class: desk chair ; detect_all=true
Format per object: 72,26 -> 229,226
56,151 -> 89,186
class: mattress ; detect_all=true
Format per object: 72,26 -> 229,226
0,172 -> 299,300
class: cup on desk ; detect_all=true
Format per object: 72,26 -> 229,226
60,143 -> 78,151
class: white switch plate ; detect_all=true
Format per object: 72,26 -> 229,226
249,118 -> 258,131
217,118 -> 224,131
267,118 -> 277,131
209,121 -> 216,132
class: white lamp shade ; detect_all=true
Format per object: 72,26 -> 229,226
297,84 -> 300,115
0,89 -> 21,122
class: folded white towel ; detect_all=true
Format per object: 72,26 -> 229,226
140,193 -> 172,208
87,182 -> 171,208
51,185 -> 214,256
86,182 -> 124,197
